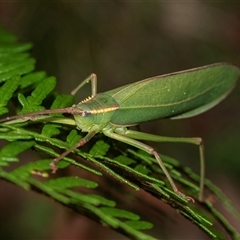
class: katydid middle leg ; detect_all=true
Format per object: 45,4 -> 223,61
114,128 -> 205,201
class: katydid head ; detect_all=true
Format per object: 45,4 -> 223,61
73,96 -> 119,133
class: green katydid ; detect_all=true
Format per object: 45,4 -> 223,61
1,62 -> 239,202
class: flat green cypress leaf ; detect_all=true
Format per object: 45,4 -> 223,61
134,164 -> 151,175
0,75 -> 21,115
10,159 -> 54,179
41,94 -> 75,137
125,220 -> 153,230
0,169 -> 30,190
0,58 -> 35,74
20,71 -> 47,89
0,141 -> 35,165
0,42 -> 32,54
114,155 -> 136,165
63,190 -> 103,205
18,92 -> 45,113
20,76 -> 56,113
50,94 -> 75,110
0,132 -> 33,141
44,176 -> 98,190
17,93 -> 31,110
89,140 -> 110,156
0,53 -> 30,63
66,129 -> 82,145
34,144 -> 101,174
0,62 -> 35,82
41,123 -> 61,137
85,194 -> 116,207
100,207 -> 140,220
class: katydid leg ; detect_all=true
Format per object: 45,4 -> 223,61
115,128 -> 204,201
103,128 -> 194,202
71,73 -> 97,96
50,131 -> 97,173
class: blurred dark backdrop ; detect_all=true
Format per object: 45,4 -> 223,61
0,2 -> 240,239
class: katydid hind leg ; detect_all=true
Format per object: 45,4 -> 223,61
50,131 -> 97,173
70,73 -> 97,96
103,128 -> 194,202
115,128 -> 205,201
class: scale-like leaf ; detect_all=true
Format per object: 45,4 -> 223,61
0,53 -> 30,64
66,129 -> 82,145
0,141 -> 35,166
50,94 -> 75,110
0,75 -> 21,115
114,155 -> 136,165
44,176 -> 98,190
0,58 -> 35,74
84,194 -> 116,207
0,42 -> 32,54
19,76 -> 56,113
0,62 -> 35,82
41,94 -> 75,137
125,221 -> 153,230
89,140 -> 110,156
20,71 -> 47,89
100,207 -> 140,220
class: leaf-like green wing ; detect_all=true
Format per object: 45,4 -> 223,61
107,63 -> 240,125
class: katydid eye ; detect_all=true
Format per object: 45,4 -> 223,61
82,111 -> 90,117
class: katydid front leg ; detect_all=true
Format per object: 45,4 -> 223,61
103,127 -> 195,202
50,74 -> 98,172
70,73 -> 97,97
50,131 -> 97,173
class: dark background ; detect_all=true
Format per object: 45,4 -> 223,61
0,2 -> 240,239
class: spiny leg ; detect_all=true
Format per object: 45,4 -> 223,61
115,128 -> 204,201
50,131 -> 97,173
51,74 -> 97,171
71,73 -> 97,96
103,128 -> 194,202
50,74 -> 98,172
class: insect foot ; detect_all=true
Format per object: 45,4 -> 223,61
176,190 -> 195,203
50,159 -> 58,173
